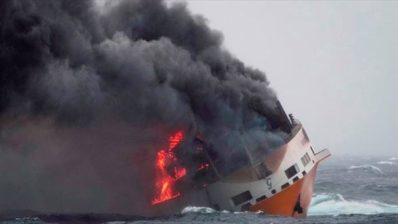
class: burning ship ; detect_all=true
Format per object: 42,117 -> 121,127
151,101 -> 331,218
0,0 -> 330,217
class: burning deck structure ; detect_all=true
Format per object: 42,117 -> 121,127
151,102 -> 330,217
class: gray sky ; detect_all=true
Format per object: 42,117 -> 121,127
178,0 -> 398,156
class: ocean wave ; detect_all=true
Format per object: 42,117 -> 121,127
389,157 -> 398,161
377,161 -> 396,165
348,165 -> 383,174
181,206 -> 248,215
309,193 -> 398,216
181,206 -> 217,214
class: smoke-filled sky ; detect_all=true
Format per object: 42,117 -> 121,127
180,0 -> 398,156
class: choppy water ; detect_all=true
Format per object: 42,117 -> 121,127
1,155 -> 397,223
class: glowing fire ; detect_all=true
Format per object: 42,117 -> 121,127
152,131 -> 187,205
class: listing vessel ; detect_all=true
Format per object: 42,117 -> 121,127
151,101 -> 331,217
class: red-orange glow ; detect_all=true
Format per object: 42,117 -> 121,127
152,131 -> 187,205
168,131 -> 183,151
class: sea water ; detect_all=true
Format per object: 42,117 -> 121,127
1,155 -> 397,224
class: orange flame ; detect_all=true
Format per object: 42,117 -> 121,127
152,131 -> 187,205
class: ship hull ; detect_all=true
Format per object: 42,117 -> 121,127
200,125 -> 331,217
151,123 -> 331,218
249,163 -> 320,217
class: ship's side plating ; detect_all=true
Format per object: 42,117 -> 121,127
204,123 -> 330,216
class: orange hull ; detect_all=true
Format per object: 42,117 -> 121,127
249,163 -> 320,217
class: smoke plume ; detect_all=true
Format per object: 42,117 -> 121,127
0,0 -> 285,215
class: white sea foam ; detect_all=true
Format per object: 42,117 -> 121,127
181,206 -> 217,214
348,164 -> 383,174
377,161 -> 396,165
389,157 -> 398,161
309,193 -> 398,216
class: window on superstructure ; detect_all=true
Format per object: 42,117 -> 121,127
285,163 -> 300,179
256,195 -> 267,202
231,191 -> 253,206
301,153 -> 311,167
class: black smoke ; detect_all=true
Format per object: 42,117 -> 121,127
0,0 -> 286,215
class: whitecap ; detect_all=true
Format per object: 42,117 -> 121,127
348,164 -> 383,174
181,206 -> 216,214
377,161 -> 396,165
389,157 -> 398,161
309,193 -> 398,216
